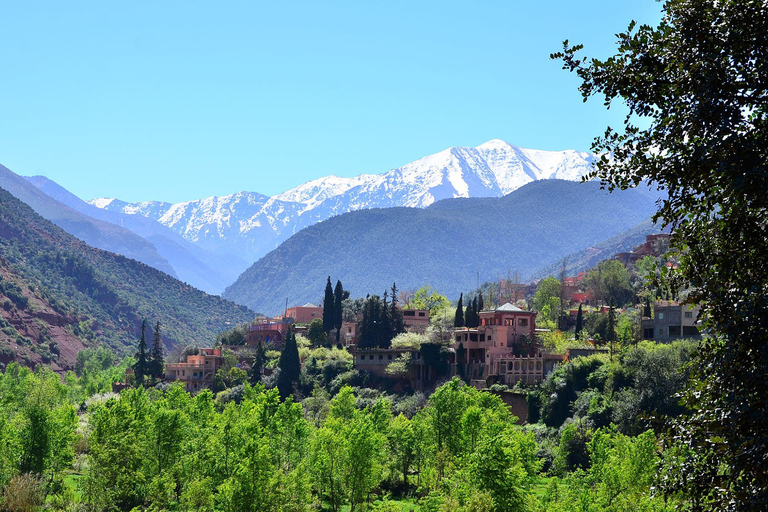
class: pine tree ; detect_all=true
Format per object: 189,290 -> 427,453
150,321 -> 164,381
390,282 -> 405,337
133,320 -> 149,387
454,293 -> 464,328
334,280 -> 344,343
323,276 -> 335,335
277,328 -> 301,400
574,303 -> 584,338
380,291 -> 392,348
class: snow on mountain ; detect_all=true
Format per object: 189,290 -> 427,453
89,139 -> 595,264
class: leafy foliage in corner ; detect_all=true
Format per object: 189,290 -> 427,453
554,0 -> 768,507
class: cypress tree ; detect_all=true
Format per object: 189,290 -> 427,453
471,297 -> 480,327
478,292 -> 484,313
454,293 -> 464,328
575,303 -> 584,338
277,328 -> 301,400
133,320 -> 149,387
390,282 -> 405,336
334,280 -> 344,343
380,291 -> 392,348
249,341 -> 265,386
150,321 -> 164,381
323,276 -> 335,335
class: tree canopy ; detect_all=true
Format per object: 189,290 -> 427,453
554,0 -> 768,507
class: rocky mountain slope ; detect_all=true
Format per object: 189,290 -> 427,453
0,186 -> 254,372
91,140 -> 596,265
222,180 -> 660,314
0,164 -> 178,278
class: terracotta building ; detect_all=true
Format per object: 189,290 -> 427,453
402,308 -> 429,333
285,303 -> 323,324
165,348 -> 224,392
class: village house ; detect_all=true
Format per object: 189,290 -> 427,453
246,318 -> 289,346
165,348 -> 224,392
285,303 -> 323,324
402,308 -> 429,333
642,300 -> 701,342
452,303 -> 566,386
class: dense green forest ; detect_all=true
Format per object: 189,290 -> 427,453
0,186 -> 253,367
0,340 -> 689,511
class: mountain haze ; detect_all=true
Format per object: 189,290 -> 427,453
26,175 -> 245,294
223,180 -> 661,314
0,185 -> 254,370
0,164 -> 177,278
90,140 -> 596,266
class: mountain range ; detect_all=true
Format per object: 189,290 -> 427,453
0,185 -> 253,371
222,180 -> 662,315
89,140 -> 596,277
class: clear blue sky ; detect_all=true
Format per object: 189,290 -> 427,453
0,1 -> 662,203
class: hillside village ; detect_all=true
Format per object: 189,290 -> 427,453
159,232 -> 700,419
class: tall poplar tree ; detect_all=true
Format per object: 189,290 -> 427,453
334,280 -> 344,343
454,294 -> 464,328
323,276 -> 335,335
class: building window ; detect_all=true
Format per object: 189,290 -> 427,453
488,336 -> 492,341
659,328 -> 664,335
658,312 -> 664,320
379,354 -> 383,360
518,319 -> 528,327
418,312 -> 425,317
685,311 -> 692,318
388,354 -> 393,360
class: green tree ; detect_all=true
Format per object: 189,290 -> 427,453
133,320 -> 149,387
277,329 -> 301,400
454,293 -> 464,328
555,0 -> 768,507
150,321 -> 164,381
334,280 -> 344,343
323,277 -> 335,336
584,260 -> 633,307
390,282 -> 405,337
408,285 -> 451,318
533,277 -> 561,325
574,303 -> 584,338
307,318 -> 327,347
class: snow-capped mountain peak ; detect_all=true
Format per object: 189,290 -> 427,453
89,139 -> 595,263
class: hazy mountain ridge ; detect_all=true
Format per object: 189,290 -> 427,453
222,180 -> 660,315
0,185 -> 254,370
25,176 -> 245,294
0,164 -> 178,278
90,140 -> 596,264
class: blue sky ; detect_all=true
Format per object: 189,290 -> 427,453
0,1 -> 662,203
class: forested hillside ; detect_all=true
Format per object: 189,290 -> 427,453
0,186 -> 253,370
224,180 -> 660,313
